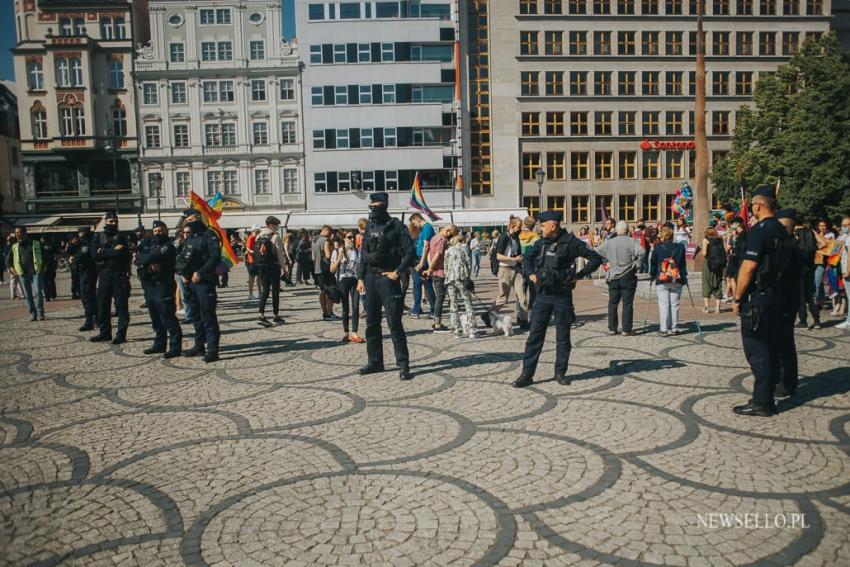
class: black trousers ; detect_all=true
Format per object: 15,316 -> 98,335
187,280 -> 220,353
607,272 -> 638,332
339,276 -> 359,333
70,265 -> 80,298
432,276 -> 447,325
798,266 -> 820,324
143,281 -> 182,351
522,292 -> 574,378
80,268 -> 98,325
258,265 -> 281,316
741,296 -> 782,409
778,311 -> 798,394
364,271 -> 409,370
96,270 -> 129,338
43,269 -> 57,300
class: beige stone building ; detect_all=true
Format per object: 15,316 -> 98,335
462,0 -> 834,229
12,0 -> 147,218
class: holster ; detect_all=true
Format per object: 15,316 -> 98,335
740,301 -> 762,338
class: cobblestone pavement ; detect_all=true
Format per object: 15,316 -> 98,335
1,268 -> 849,566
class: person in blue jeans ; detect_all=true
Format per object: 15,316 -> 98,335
409,213 -> 436,318
5,226 -> 45,321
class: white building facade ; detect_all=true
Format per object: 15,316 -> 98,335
135,0 -> 305,215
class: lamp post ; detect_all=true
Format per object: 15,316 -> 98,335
152,172 -> 163,221
535,168 -> 545,218
449,138 -> 458,210
103,120 -> 119,213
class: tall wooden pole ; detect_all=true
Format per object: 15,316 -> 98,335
693,0 -> 709,262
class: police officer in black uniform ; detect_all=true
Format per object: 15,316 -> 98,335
355,192 -> 416,380
513,211 -> 603,388
135,220 -> 182,358
90,211 -> 131,344
775,208 -> 804,399
66,234 -> 81,300
74,226 -> 99,331
732,186 -> 795,416
176,209 -> 221,363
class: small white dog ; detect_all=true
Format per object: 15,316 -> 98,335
490,311 -> 513,337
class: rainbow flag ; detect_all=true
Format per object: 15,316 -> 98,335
207,192 -> 224,213
187,191 -> 239,267
409,173 -> 441,221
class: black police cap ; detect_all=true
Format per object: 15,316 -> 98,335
776,208 -> 797,220
104,210 -> 118,220
752,184 -> 776,200
370,192 -> 389,205
182,208 -> 202,218
77,226 -> 91,234
538,211 -> 563,224
152,220 -> 167,229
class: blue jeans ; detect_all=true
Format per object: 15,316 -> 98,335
20,274 -> 45,317
411,269 -> 435,316
471,249 -> 481,278
176,274 -> 192,320
813,264 -> 825,304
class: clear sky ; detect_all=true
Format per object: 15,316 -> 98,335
0,0 -> 297,82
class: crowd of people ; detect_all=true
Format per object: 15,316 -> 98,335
4,188 -> 849,416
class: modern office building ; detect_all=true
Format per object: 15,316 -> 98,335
135,0 -> 304,219
464,0 -> 834,228
12,0 -> 146,217
297,0 -> 464,213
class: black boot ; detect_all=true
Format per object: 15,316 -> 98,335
399,367 -> 413,381
111,335 -> 126,345
555,375 -> 572,385
143,345 -> 166,355
89,334 -> 111,343
732,403 -> 776,417
163,349 -> 182,359
358,364 -> 385,376
184,344 -> 206,357
512,375 -> 534,388
204,351 -> 219,363
78,322 -> 94,332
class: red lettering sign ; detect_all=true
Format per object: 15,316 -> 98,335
639,138 -> 696,151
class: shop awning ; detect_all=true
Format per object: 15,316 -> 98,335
8,215 -> 105,233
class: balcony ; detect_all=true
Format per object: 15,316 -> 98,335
204,145 -> 241,155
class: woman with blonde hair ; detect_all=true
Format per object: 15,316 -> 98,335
701,226 -> 726,313
444,233 -> 478,338
650,226 -> 688,336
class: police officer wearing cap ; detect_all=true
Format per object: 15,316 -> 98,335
74,226 -> 98,332
775,208 -> 804,399
513,211 -> 603,388
135,220 -> 182,358
732,185 -> 796,416
175,208 -> 222,363
90,210 -> 131,344
356,192 -> 416,380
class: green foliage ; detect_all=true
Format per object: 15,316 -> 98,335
710,34 -> 850,220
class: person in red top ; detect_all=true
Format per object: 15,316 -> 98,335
633,220 -> 649,273
244,225 -> 261,299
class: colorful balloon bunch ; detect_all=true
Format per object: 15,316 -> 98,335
670,182 -> 693,220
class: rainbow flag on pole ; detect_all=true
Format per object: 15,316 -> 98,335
187,191 -> 239,267
408,173 -> 442,221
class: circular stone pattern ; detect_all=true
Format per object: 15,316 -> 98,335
199,473 -> 500,566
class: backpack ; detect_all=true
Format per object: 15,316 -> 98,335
706,238 -> 727,273
656,244 -> 682,284
253,235 -> 276,266
795,228 -> 817,263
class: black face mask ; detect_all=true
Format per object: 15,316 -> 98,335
369,205 -> 390,223
155,234 -> 170,245
104,224 -> 118,236
188,220 -> 206,235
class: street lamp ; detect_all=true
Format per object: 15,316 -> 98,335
535,168 -> 546,217
152,172 -> 163,221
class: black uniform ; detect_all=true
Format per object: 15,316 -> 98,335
519,229 -> 603,382
41,239 -> 57,300
739,216 -> 797,410
356,213 -> 416,374
794,226 -> 821,327
75,233 -> 98,329
67,240 -> 81,299
93,230 -> 131,340
176,224 -> 222,357
135,235 -> 182,354
777,231 -> 804,396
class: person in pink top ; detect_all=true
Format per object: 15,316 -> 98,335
425,224 -> 458,333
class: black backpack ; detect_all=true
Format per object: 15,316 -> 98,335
706,238 -> 727,273
253,235 -> 276,266
795,228 -> 817,264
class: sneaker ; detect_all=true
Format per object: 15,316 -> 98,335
608,330 -> 619,335
714,307 -> 721,314
272,315 -> 284,324
670,328 -> 682,336
454,331 -> 464,338
408,312 -> 421,319
835,321 -> 850,329
433,325 -> 451,333
659,330 -> 671,337
702,307 -> 710,314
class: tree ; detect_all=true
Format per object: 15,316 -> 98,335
692,0 -> 709,260
711,34 -> 850,221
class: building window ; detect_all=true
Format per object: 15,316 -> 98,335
594,31 -> 611,55
218,42 -> 233,61
114,17 -> 127,39
145,125 -> 161,148
200,9 -> 216,24
568,31 -> 587,55
68,58 -> 83,87
618,31 -> 636,55
783,0 -> 799,14
107,60 -> 124,89
59,18 -> 72,36
382,84 -> 396,103
619,152 -> 637,179
312,129 -> 325,149
314,172 -> 327,192
547,196 -> 566,219
522,152 -> 542,181
712,71 -> 730,95
642,111 -> 660,135
782,32 -> 799,55
219,81 -> 234,102
739,0 -> 754,14
384,127 -> 397,146
170,43 -> 185,63
59,106 -> 85,137
546,112 -> 565,135
521,72 -> 539,96
712,110 -> 730,134
666,151 -> 684,178
570,112 -> 589,135
759,32 -> 776,55
359,84 -> 372,104
546,31 -> 564,56
250,40 -> 265,60
112,106 -> 127,137
223,170 -> 238,194
203,81 -> 218,103
522,112 -> 540,135
642,194 -> 661,220
545,0 -> 564,13
643,151 -> 660,179
32,107 -> 48,139
254,169 -> 270,194
713,31 -> 730,55
27,61 -> 44,90
173,124 -> 189,147
171,82 -> 187,104
283,169 -> 298,193
520,31 -> 539,55
594,0 -> 612,13
666,71 -> 683,95
642,71 -> 660,95
520,0 -> 539,14
619,0 -> 636,14
547,152 -> 566,180
571,195 -> 590,223
570,0 -> 588,13
523,196 -> 540,218
595,111 -> 613,135
201,42 -> 217,61
595,152 -> 614,180
73,17 -> 87,36
252,122 -> 268,145
281,121 -> 297,144
618,71 -> 636,95
99,17 -> 111,39
569,71 -> 587,95
642,31 -> 659,55
205,124 -> 220,146
545,71 -> 564,96
279,79 -> 295,100
666,111 -> 684,134
619,111 -> 636,135
361,128 -> 374,147
175,172 -> 190,197
642,0 -> 659,13
619,195 -> 638,221
595,195 -> 613,221
666,31 -> 683,55
251,79 -> 266,101
737,32 -> 753,55
713,0 -> 730,14
143,83 -> 158,104
381,43 -> 395,61
335,85 -> 348,105
666,0 -> 683,13
736,71 -> 753,95
55,58 -> 70,87
571,152 -> 590,179
806,0 -> 822,14
594,71 -> 612,96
